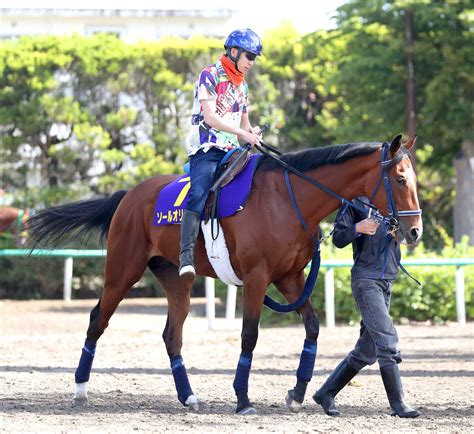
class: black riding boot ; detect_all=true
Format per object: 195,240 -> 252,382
178,210 -> 201,279
380,364 -> 421,418
313,359 -> 359,416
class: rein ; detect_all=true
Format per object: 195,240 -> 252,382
263,171 -> 321,313
258,141 -> 423,312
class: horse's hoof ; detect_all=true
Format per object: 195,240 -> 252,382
184,395 -> 199,412
71,396 -> 88,407
237,406 -> 257,415
285,391 -> 302,413
187,403 -> 199,412
72,383 -> 88,406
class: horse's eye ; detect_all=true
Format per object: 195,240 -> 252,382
396,176 -> 407,185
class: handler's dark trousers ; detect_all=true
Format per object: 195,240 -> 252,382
346,277 -> 402,370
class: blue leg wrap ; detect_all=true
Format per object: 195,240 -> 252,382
170,355 -> 194,405
233,351 -> 253,396
296,339 -> 317,382
75,339 -> 96,383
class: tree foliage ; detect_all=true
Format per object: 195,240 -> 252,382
0,0 -> 471,252
328,0 -> 473,248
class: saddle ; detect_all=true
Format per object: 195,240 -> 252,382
183,147 -> 250,189
212,147 -> 250,189
153,153 -> 261,227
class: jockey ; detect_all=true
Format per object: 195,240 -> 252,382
179,28 -> 263,280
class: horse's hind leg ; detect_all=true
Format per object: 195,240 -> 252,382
148,256 -> 198,411
72,245 -> 149,405
275,272 -> 320,413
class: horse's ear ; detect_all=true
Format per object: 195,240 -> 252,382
404,135 -> 417,151
389,134 -> 403,154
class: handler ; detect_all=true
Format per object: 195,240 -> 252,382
313,197 -> 421,418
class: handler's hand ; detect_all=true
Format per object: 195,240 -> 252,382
355,218 -> 380,236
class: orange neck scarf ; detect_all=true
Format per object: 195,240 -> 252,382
220,54 -> 245,86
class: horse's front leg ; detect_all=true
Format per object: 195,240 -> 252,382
275,273 -> 320,413
233,272 -> 267,415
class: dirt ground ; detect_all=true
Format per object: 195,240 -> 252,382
0,298 -> 472,433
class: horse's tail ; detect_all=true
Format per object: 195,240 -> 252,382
27,190 -> 128,249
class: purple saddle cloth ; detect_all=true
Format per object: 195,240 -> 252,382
153,154 -> 261,226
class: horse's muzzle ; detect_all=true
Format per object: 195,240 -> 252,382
402,226 -> 422,246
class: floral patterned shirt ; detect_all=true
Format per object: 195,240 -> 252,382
185,60 -> 249,156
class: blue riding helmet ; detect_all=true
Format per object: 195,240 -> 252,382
224,28 -> 262,56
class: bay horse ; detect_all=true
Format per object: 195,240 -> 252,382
0,207 -> 29,247
27,135 -> 422,415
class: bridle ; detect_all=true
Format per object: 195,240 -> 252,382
366,142 -> 423,233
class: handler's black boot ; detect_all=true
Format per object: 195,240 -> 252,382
178,210 -> 201,279
313,359 -> 359,416
380,364 -> 421,418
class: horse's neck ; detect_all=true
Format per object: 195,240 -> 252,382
293,154 -> 378,227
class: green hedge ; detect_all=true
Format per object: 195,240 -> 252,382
0,256 -> 167,299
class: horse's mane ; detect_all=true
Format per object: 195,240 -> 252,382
258,142 -> 382,172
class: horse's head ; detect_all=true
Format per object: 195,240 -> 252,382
366,135 -> 423,246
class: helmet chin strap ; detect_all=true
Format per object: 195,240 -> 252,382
226,48 -> 244,72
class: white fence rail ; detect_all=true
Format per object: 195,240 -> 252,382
1,250 -> 472,328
